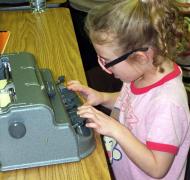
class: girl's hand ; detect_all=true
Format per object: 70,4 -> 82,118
67,80 -> 103,106
77,105 -> 122,137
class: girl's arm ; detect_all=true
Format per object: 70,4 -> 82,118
77,105 -> 175,178
67,80 -> 119,109
100,92 -> 119,109
114,124 -> 174,178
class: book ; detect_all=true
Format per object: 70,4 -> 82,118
0,31 -> 10,54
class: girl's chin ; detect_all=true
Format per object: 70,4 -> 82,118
113,75 -> 131,83
121,78 -> 132,83
114,74 -> 119,79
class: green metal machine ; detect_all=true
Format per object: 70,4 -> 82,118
0,52 -> 95,171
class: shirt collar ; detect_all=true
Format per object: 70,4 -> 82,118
130,63 -> 181,95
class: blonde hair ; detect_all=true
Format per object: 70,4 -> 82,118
85,0 -> 188,70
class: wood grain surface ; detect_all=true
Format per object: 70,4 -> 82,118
0,8 -> 111,180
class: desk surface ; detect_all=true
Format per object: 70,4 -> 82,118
0,8 -> 111,180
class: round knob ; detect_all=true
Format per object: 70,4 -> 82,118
8,122 -> 26,139
57,76 -> 65,84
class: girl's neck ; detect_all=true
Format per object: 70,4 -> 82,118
134,60 -> 174,88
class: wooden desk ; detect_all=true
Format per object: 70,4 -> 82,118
0,8 -> 111,180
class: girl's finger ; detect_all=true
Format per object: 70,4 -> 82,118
86,122 -> 100,129
77,106 -> 96,116
67,80 -> 80,85
78,111 -> 97,120
78,105 -> 93,110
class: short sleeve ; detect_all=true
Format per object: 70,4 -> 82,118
146,100 -> 189,154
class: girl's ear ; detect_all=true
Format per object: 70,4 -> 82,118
135,48 -> 154,65
135,52 -> 149,65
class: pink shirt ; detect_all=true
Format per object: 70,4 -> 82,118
104,64 -> 190,180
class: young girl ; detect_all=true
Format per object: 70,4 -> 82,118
67,0 -> 190,179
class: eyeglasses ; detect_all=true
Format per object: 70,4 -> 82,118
97,47 -> 148,74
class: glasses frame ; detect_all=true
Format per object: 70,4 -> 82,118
103,47 -> 149,68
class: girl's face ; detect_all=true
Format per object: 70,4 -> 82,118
93,42 -> 145,83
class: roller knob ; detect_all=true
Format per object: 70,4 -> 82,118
8,121 -> 26,139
